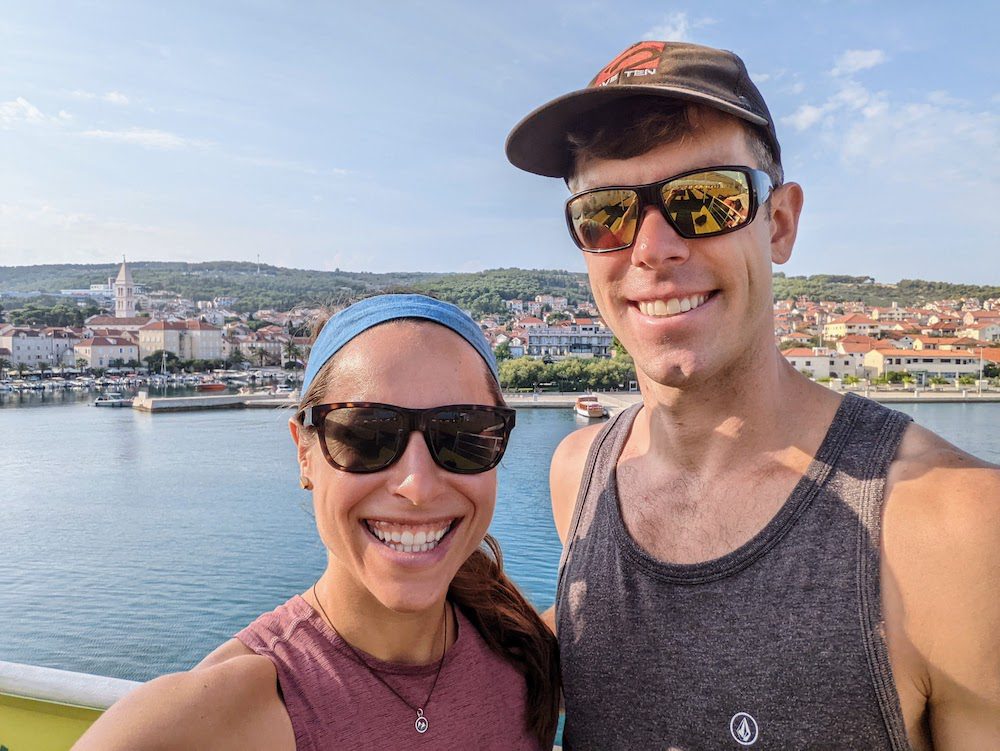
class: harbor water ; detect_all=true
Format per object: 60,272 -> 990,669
1,397 -> 998,683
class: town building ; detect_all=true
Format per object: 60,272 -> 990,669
782,347 -> 863,380
74,336 -> 139,369
822,314 -> 880,341
862,349 -> 981,382
138,319 -> 224,361
525,322 -> 613,358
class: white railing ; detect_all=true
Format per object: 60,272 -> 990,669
0,660 -> 140,710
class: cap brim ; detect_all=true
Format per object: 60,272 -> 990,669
505,85 -> 770,178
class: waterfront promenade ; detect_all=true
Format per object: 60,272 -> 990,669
126,387 -> 1000,413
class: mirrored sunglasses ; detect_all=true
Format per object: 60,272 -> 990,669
565,165 -> 773,252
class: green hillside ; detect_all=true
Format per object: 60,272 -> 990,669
1,263 -> 997,315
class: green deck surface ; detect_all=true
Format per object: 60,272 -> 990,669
0,693 -> 101,751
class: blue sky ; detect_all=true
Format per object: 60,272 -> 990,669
1,2 -> 997,284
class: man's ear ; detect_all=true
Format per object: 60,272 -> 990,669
768,182 -> 804,265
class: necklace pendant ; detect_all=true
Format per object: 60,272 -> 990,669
415,708 -> 428,734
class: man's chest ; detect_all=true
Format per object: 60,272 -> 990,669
615,460 -> 802,564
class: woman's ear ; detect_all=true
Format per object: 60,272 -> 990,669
289,417 -> 312,477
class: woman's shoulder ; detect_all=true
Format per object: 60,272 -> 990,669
72,652 -> 294,751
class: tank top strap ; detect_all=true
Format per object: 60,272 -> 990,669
557,403 -> 641,586
844,394 -> 913,750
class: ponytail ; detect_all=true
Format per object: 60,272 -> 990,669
448,534 -> 560,747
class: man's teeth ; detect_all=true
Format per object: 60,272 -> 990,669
638,294 -> 708,317
365,520 -> 453,553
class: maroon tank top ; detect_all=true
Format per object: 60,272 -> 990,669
236,595 -> 543,750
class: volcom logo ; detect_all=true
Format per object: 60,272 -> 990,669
729,712 -> 759,746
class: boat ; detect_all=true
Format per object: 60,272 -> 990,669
575,395 -> 608,418
94,392 -> 133,407
196,381 -> 227,392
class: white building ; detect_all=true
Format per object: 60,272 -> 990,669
783,347 -> 863,379
0,327 -> 53,367
138,319 -> 224,361
526,323 -> 613,358
75,336 -> 139,368
862,349 -> 981,381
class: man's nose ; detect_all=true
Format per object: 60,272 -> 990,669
629,205 -> 691,269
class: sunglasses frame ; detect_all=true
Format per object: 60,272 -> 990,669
564,165 -> 774,253
299,401 -> 516,474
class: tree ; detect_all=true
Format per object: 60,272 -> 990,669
0,358 -> 10,379
16,362 -> 29,377
493,341 -> 512,362
226,346 -> 247,369
283,339 -> 302,367
75,357 -> 89,371
144,350 -> 179,373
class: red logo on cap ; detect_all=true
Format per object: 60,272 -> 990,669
591,41 -> 666,88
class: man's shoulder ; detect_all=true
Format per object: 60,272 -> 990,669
549,422 -> 610,543
885,420 -> 1000,551
888,420 -> 1000,509
882,421 -> 1000,745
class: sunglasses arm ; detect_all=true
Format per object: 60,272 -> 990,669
299,407 -> 317,428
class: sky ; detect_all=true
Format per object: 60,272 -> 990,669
1,1 -> 997,284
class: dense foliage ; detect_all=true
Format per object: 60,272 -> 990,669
499,354 -> 636,391
0,262 -> 590,315
771,273 -> 1000,306
2,264 -> 998,318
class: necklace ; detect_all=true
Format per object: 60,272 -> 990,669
311,583 -> 448,735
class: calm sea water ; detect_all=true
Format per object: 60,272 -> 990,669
1,397 -> 997,682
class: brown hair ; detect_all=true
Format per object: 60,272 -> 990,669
567,96 -> 784,188
297,313 -> 560,746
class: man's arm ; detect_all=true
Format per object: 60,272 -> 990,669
882,422 -> 1000,749
540,424 -> 605,633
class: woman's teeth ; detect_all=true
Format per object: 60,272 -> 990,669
638,294 -> 709,317
365,520 -> 453,553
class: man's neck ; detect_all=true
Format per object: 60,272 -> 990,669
632,346 -> 836,476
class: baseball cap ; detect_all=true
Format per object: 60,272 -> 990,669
505,40 -> 780,178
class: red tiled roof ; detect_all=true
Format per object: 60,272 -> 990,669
86,316 -> 151,326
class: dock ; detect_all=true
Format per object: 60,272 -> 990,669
128,388 -> 999,414
131,391 -> 297,412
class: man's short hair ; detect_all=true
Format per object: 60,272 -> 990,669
565,97 -> 784,189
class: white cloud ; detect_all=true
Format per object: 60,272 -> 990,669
781,79 -> 889,132
0,97 -> 56,128
785,104 -> 825,131
643,12 -> 716,42
232,154 -> 350,176
70,89 -> 130,105
81,127 -> 197,150
831,49 -> 887,77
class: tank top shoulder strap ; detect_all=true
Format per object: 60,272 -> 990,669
557,403 -> 641,584
841,394 -> 913,750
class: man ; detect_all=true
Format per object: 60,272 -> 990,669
506,41 -> 999,749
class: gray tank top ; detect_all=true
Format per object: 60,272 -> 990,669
556,393 -> 913,750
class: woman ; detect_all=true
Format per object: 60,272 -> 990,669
75,294 -> 559,750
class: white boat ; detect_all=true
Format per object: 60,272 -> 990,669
94,392 -> 134,408
575,395 -> 608,418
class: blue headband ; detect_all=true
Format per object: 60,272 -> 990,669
300,294 -> 499,397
